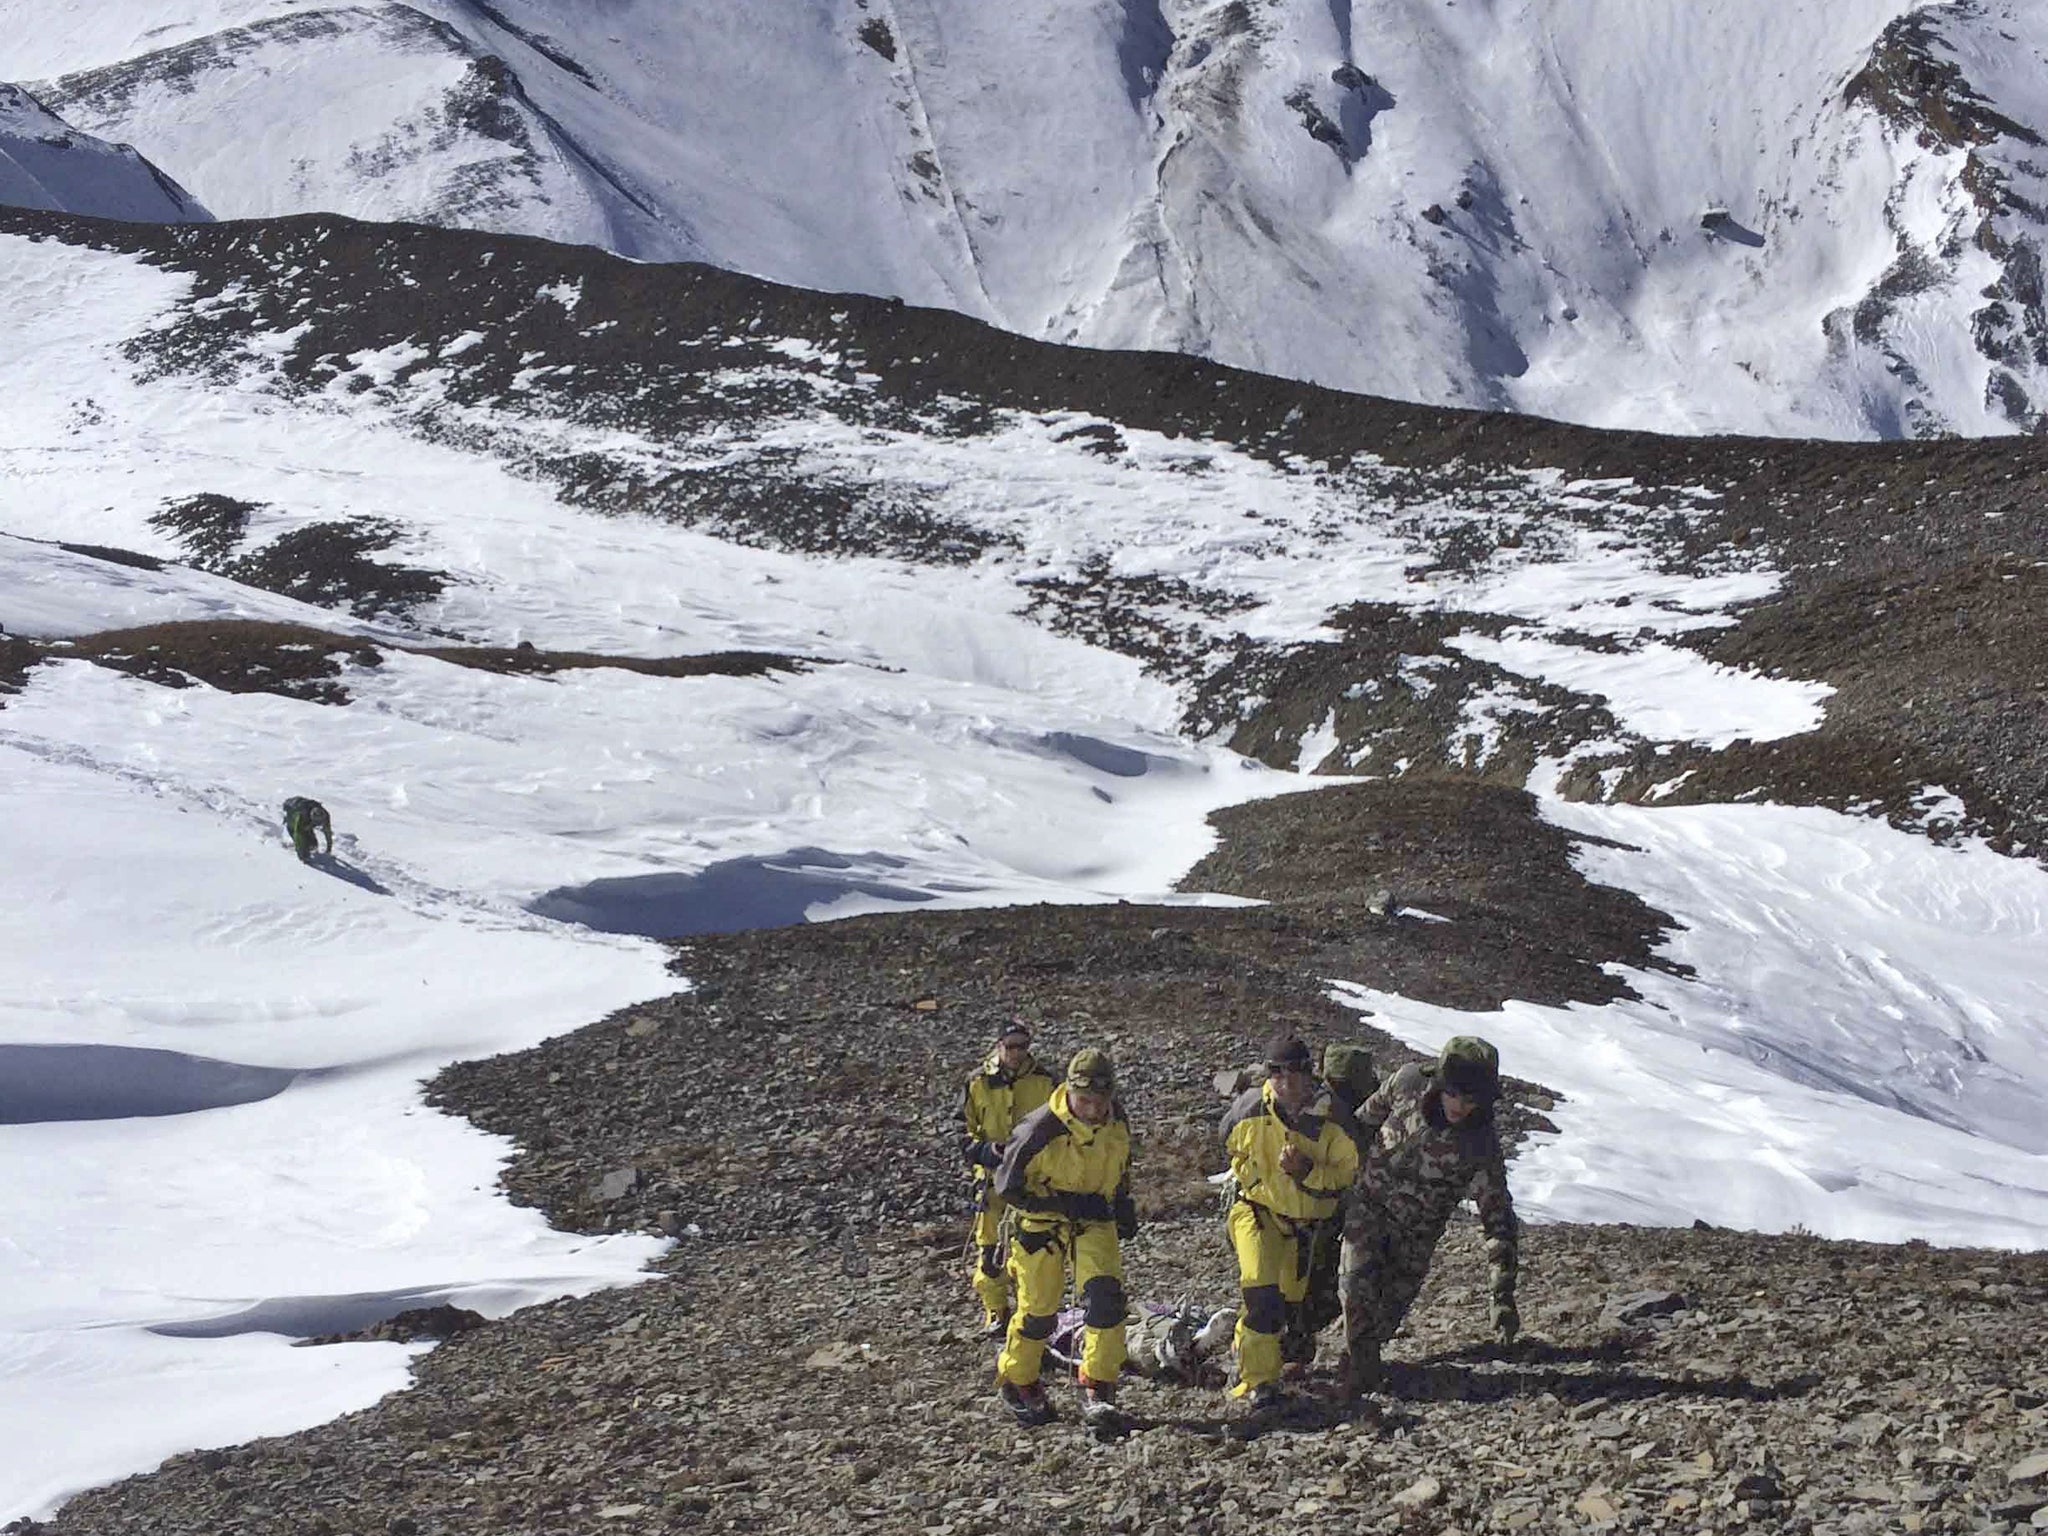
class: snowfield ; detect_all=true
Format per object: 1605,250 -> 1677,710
0,214 -> 2044,1520
10,0 -> 2048,437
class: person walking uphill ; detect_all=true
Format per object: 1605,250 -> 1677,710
281,797 -> 332,863
1220,1033 -> 1360,1413
1340,1036 -> 1519,1397
992,1047 -> 1136,1428
957,1021 -> 1055,1334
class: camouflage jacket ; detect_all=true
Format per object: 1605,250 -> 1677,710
1345,1062 -> 1516,1303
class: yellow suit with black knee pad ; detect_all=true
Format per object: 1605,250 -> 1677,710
991,1085 -> 1132,1388
957,1053 -> 1054,1324
1220,1078 -> 1359,1395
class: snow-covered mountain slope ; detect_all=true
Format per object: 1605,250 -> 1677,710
2,204 -> 2046,1515
0,83 -> 208,221
10,0 -> 2048,438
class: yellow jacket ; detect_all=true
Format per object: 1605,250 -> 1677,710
957,1053 -> 1054,1170
1221,1078 -> 1360,1223
994,1084 -> 1132,1230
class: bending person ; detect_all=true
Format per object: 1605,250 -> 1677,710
1340,1035 -> 1518,1396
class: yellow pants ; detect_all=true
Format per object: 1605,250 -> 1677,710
1228,1199 -> 1307,1396
969,1186 -> 1010,1323
995,1218 -> 1127,1387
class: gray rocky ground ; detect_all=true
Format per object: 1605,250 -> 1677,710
23,779 -> 2048,1536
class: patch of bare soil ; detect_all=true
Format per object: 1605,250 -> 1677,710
11,621 -> 813,708
420,645 -> 809,681
57,621 -> 381,705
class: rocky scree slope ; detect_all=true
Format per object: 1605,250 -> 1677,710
21,782 -> 2048,1536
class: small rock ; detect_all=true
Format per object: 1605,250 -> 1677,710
1574,1492 -> 1619,1524
1732,1473 -> 1784,1502
1601,1289 -> 1688,1326
911,997 -> 940,1011
2013,1452 -> 2048,1485
1392,1477 -> 1443,1509
596,1167 -> 640,1203
598,1505 -> 646,1520
1365,887 -> 1395,917
624,1015 -> 660,1038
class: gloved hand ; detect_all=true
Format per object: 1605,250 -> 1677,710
1114,1197 -> 1139,1242
1065,1192 -> 1116,1223
974,1141 -> 1005,1170
1279,1144 -> 1315,1179
1492,1299 -> 1520,1347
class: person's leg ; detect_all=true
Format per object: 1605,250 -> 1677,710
969,1188 -> 1009,1327
996,1226 -> 1066,1388
1374,1229 -> 1438,1344
1070,1223 -> 1127,1390
1340,1214 -> 1396,1390
1227,1201 -> 1294,1397
1278,1218 -> 1317,1365
1303,1217 -> 1344,1337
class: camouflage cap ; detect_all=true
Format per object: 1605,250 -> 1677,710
1066,1047 -> 1117,1093
1322,1042 -> 1377,1101
1438,1035 -> 1501,1100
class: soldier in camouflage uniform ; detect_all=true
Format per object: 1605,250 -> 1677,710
1339,1035 -> 1518,1395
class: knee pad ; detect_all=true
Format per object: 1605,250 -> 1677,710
1019,1312 -> 1057,1341
1242,1284 -> 1285,1336
1080,1275 -> 1127,1330
977,1246 -> 1004,1278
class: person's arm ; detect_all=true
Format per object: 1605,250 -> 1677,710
1354,1064 -> 1416,1142
1113,1149 -> 1137,1239
1220,1085 -> 1273,1196
1305,1112 -> 1360,1194
957,1079 -> 1003,1168
1470,1139 -> 1520,1341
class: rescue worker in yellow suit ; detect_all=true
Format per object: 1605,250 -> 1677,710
1220,1032 -> 1360,1415
992,1047 -> 1136,1428
957,1020 -> 1055,1333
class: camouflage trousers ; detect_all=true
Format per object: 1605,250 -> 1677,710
1339,1209 -> 1442,1362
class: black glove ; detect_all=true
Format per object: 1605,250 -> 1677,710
1114,1197 -> 1139,1242
976,1141 -> 1005,1170
1064,1192 -> 1116,1223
